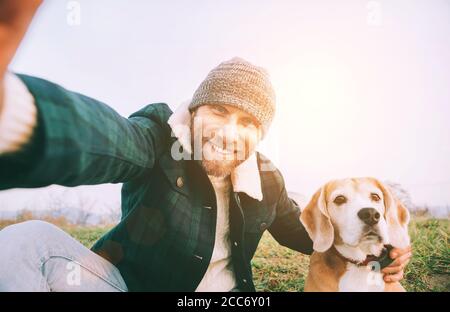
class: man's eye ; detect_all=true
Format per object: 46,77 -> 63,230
241,118 -> 254,126
333,195 -> 347,205
213,106 -> 227,114
371,193 -> 381,202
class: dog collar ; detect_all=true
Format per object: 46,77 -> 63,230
333,245 -> 395,270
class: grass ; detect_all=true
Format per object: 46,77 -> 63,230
1,217 -> 448,291
66,226 -> 110,248
402,218 -> 449,291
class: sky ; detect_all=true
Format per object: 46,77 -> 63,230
1,0 -> 449,214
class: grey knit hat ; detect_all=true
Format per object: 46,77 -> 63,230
189,57 -> 276,136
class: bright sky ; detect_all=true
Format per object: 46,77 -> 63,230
2,0 -> 450,211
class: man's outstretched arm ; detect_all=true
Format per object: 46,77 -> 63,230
0,0 -> 168,189
0,73 -> 170,189
268,181 -> 314,255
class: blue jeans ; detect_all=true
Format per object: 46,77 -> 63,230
0,220 -> 127,292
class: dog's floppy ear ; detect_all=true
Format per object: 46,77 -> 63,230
300,186 -> 334,252
376,180 -> 411,249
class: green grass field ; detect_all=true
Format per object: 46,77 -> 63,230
61,218 -> 449,292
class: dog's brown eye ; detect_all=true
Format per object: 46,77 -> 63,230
371,193 -> 381,202
334,195 -> 347,205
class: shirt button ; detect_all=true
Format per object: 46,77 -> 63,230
234,241 -> 238,247
176,177 -> 184,188
242,279 -> 247,284
260,222 -> 268,231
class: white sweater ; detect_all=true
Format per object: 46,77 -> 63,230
195,175 -> 237,292
0,73 -> 37,154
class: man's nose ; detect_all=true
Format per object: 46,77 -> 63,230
221,124 -> 239,145
357,208 -> 381,226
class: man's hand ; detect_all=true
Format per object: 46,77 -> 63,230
0,0 -> 42,111
381,245 -> 412,283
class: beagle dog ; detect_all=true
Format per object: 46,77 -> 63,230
300,177 -> 410,292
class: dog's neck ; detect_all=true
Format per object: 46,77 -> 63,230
334,242 -> 385,265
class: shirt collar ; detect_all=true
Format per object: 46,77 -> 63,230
167,101 -> 263,201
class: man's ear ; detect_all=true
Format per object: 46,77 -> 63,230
376,180 -> 411,249
300,186 -> 334,252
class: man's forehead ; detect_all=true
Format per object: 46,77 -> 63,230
209,103 -> 251,115
205,103 -> 260,124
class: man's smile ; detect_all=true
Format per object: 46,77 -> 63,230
207,141 -> 237,155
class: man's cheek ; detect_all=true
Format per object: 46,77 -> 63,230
247,129 -> 261,153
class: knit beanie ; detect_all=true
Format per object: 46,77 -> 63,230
189,57 -> 276,137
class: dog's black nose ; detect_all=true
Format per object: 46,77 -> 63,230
358,208 -> 381,226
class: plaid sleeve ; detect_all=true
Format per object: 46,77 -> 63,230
0,74 -> 167,190
268,179 -> 314,255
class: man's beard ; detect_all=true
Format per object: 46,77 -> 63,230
198,156 -> 243,177
190,125 -> 249,177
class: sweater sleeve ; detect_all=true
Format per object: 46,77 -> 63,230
0,72 -> 37,155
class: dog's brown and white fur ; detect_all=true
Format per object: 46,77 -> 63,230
300,177 -> 410,292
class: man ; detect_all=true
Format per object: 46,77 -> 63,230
0,1 -> 411,291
